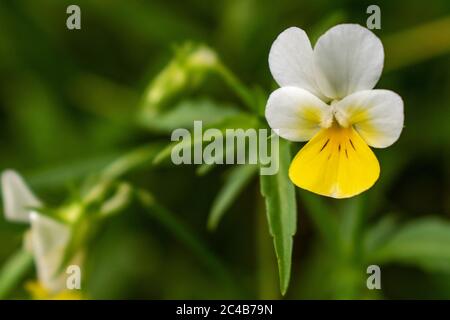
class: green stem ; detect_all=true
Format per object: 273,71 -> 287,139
0,249 -> 34,299
214,63 -> 255,112
82,143 -> 163,203
101,143 -> 163,180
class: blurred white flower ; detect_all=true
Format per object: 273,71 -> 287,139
1,170 -> 71,293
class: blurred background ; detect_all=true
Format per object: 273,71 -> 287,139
0,0 -> 449,299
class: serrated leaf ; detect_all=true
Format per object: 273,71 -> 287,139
369,217 -> 450,272
207,164 -> 258,230
260,139 -> 297,295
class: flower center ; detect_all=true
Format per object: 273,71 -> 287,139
324,99 -> 350,129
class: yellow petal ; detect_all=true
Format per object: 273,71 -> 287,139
26,280 -> 82,300
289,124 -> 380,198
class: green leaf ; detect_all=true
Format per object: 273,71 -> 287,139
207,164 -> 258,230
152,112 -> 259,164
384,16 -> 450,71
0,249 -> 33,299
140,98 -> 239,133
101,143 -> 165,180
27,151 -> 122,190
195,163 -> 216,176
368,217 -> 450,272
362,214 -> 399,255
196,133 -> 246,176
260,139 -> 297,295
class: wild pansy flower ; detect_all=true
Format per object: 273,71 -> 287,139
265,24 -> 404,198
1,170 -> 79,297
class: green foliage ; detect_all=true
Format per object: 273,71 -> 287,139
141,98 -> 240,133
0,249 -> 33,299
208,164 -> 258,230
260,139 -> 297,295
0,0 -> 449,300
152,112 -> 259,165
139,44 -> 219,120
368,218 -> 450,273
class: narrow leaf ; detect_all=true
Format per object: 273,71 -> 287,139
260,139 -> 297,295
369,217 -> 450,272
140,98 -> 239,133
101,143 -> 164,180
152,112 -> 259,164
362,214 -> 399,255
0,249 -> 33,299
384,16 -> 450,71
207,164 -> 258,230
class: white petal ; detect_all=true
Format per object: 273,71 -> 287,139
1,170 -> 42,223
269,27 -> 324,98
265,86 -> 333,142
334,90 -> 404,148
29,212 -> 71,293
313,24 -> 384,99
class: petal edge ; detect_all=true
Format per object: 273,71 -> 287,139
265,87 -> 332,142
334,89 -> 404,148
269,27 -> 323,98
289,125 -> 380,198
313,24 -> 384,99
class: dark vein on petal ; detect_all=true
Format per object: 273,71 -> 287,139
349,139 -> 356,151
320,139 -> 330,153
